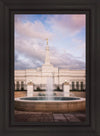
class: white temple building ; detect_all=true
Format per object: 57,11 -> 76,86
14,39 -> 86,91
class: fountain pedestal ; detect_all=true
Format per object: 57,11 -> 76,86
27,82 -> 33,97
63,82 -> 70,97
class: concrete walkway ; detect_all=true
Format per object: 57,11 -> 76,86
14,110 -> 86,122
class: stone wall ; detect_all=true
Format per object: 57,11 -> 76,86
71,91 -> 86,98
14,68 -> 86,89
14,91 -> 27,98
15,98 -> 86,112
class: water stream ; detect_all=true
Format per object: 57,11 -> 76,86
46,76 -> 54,100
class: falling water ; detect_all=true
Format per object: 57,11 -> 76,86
46,76 -> 54,100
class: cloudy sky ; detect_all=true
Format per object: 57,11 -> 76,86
14,14 -> 86,70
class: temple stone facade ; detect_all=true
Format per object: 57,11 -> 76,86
14,41 -> 85,91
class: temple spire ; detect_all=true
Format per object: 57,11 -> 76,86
45,38 -> 50,65
46,38 -> 48,45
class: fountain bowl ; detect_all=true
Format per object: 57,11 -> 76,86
15,96 -> 85,112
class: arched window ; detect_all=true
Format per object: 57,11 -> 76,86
72,82 -> 74,90
76,82 -> 79,90
21,81 -> 24,90
81,82 -> 83,90
16,81 -> 19,90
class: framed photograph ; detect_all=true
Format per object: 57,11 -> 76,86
14,13 -> 86,124
0,0 -> 100,136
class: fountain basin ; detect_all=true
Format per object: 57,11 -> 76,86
15,97 -> 86,112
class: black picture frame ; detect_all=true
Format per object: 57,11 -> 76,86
0,0 -> 100,136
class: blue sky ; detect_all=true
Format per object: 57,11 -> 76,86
15,14 -> 86,70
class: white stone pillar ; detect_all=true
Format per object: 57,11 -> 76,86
63,82 -> 70,97
27,82 -> 34,97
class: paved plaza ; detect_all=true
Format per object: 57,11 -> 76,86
14,110 -> 86,122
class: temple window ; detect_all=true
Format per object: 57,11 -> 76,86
72,82 -> 74,90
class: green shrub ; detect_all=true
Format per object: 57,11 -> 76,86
34,87 -> 46,92
54,86 -> 63,92
70,89 -> 86,92
15,89 -> 27,91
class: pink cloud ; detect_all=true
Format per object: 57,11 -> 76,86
15,36 -> 85,70
46,14 -> 85,36
15,19 -> 53,40
14,14 -> 85,70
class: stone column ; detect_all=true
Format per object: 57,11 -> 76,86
27,81 -> 34,97
63,82 -> 70,97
